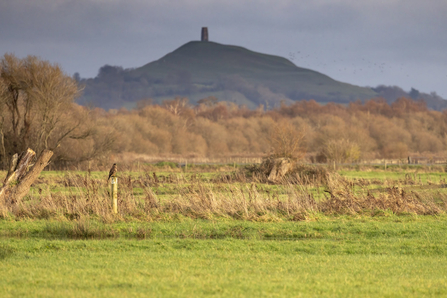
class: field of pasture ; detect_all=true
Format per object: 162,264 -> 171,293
1,163 -> 447,297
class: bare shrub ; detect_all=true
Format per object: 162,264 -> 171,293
320,138 -> 361,164
244,120 -> 307,183
267,121 -> 306,160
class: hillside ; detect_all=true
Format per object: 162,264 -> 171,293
77,41 -> 446,110
77,41 -> 378,109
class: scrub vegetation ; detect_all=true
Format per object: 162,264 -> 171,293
2,165 -> 447,222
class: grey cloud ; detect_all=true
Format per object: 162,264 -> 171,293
1,0 -> 446,97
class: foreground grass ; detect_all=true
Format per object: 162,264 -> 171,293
1,216 -> 447,297
2,239 -> 447,297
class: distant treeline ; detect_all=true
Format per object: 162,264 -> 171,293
4,54 -> 446,169
51,96 -> 447,165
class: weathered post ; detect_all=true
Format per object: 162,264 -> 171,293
110,177 -> 118,214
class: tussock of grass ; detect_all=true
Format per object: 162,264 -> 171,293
43,220 -> 119,239
0,243 -> 15,260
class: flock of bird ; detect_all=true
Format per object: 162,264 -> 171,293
287,51 -> 409,77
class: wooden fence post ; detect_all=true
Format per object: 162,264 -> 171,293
110,177 -> 118,214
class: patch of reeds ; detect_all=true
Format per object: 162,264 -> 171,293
1,172 -> 447,222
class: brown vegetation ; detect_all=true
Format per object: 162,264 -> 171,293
59,96 -> 446,167
0,171 -> 446,222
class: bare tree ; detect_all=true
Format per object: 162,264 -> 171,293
0,79 -> 8,168
0,54 -> 83,157
162,97 -> 189,116
0,54 -> 87,201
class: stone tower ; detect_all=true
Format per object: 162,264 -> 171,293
201,27 -> 208,42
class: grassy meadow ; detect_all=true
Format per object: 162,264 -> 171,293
1,163 -> 447,297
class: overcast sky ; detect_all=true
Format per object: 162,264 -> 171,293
1,0 -> 446,98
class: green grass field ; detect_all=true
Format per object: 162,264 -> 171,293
1,165 -> 447,296
2,217 -> 447,297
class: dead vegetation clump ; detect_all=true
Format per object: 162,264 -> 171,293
246,159 -> 330,186
242,120 -> 309,184
283,164 -> 330,186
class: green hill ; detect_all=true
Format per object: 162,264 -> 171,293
79,41 -> 379,109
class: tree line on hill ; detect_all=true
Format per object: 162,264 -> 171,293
75,64 -> 447,111
2,54 -> 447,169
76,66 -> 291,110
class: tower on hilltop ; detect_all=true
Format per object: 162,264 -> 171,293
201,27 -> 208,42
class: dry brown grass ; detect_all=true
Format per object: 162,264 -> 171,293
1,172 -> 446,222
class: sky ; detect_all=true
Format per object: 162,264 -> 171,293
1,0 -> 446,98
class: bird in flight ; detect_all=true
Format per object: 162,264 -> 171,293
107,163 -> 117,182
